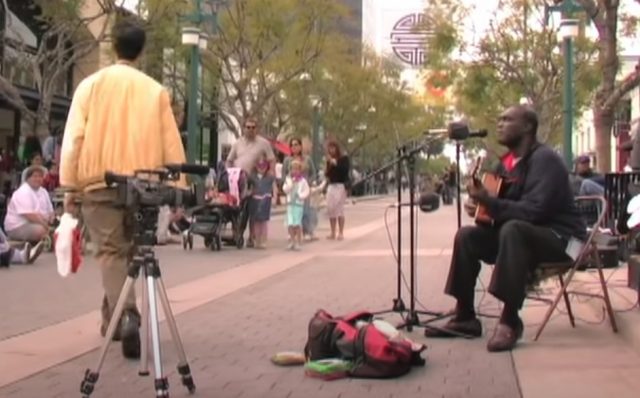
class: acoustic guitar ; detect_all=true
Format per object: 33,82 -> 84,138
470,157 -> 503,225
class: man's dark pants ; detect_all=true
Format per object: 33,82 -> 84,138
446,220 -> 571,311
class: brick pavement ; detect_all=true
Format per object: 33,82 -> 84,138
0,200 -> 522,398
0,199 -> 385,341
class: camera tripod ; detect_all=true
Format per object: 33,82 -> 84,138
80,209 -> 195,398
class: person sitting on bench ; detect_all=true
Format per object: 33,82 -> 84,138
4,166 -> 54,243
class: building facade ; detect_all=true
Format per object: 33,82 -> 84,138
0,0 -> 112,155
574,55 -> 640,172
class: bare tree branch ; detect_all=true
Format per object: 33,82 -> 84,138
603,63 -> 640,110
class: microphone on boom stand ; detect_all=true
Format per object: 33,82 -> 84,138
389,192 -> 441,213
428,122 -> 489,229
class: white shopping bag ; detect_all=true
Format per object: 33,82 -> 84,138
55,213 -> 83,277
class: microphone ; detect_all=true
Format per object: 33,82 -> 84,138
389,192 -> 441,213
447,121 -> 488,140
165,163 -> 211,175
419,192 -> 441,212
424,123 -> 488,140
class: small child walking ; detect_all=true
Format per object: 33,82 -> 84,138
248,160 -> 276,249
282,160 -> 310,250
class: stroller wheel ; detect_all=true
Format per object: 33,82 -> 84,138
236,236 -> 244,249
204,237 -> 212,248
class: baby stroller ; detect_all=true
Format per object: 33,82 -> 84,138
183,167 -> 251,251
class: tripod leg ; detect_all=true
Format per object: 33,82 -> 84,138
80,276 -> 137,398
139,269 -> 150,377
156,277 -> 196,394
146,275 -> 169,398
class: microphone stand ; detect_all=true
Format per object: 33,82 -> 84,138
394,143 -> 451,332
357,137 -> 441,319
456,140 -> 462,229
355,146 -> 410,317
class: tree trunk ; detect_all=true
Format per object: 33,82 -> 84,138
591,1 -> 619,173
33,102 -> 52,142
593,104 -> 614,173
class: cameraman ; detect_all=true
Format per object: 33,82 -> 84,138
60,20 -> 186,359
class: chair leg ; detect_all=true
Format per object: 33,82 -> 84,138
558,275 -> 576,327
534,266 -> 579,341
592,251 -> 618,333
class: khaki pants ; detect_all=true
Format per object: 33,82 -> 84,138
82,189 -> 137,326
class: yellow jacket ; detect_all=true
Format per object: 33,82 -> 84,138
60,62 -> 186,192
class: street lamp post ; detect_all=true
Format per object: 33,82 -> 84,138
299,73 -> 323,179
182,0 -> 220,164
309,94 -> 322,181
560,18 -> 579,165
545,0 -> 583,166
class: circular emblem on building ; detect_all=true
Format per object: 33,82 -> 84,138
389,13 -> 431,67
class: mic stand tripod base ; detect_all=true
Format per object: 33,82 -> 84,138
80,246 -> 196,398
371,297 -> 407,317
396,309 -> 452,333
416,309 -> 495,339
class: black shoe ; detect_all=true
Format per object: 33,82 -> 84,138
120,310 -> 141,359
424,317 -> 482,338
0,249 -> 11,268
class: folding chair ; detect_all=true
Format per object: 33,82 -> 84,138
533,195 -> 618,341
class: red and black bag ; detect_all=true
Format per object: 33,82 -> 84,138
304,309 -> 425,379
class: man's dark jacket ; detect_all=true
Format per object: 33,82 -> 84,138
481,143 -> 587,241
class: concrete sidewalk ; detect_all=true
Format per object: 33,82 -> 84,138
1,198 -> 640,398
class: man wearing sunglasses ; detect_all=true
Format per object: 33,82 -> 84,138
226,118 -> 275,174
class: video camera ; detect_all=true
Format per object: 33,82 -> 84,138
105,164 -> 209,209
105,164 -> 209,246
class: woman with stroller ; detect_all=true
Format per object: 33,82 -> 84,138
248,159 -> 275,249
282,137 -> 318,241
282,160 -> 310,251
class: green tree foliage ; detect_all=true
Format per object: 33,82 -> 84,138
0,0 -> 115,138
422,0 -> 600,155
199,0 -> 348,137
124,0 -> 449,164
280,48 -> 448,163
419,155 -> 451,178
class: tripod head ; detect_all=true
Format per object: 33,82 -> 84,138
131,205 -> 161,247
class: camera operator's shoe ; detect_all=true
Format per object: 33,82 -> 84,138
120,309 -> 141,359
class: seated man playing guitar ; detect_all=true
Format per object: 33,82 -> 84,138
427,105 -> 586,352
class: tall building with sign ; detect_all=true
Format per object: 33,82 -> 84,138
362,0 -> 436,102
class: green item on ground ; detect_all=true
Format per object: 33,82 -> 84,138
304,359 -> 353,381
